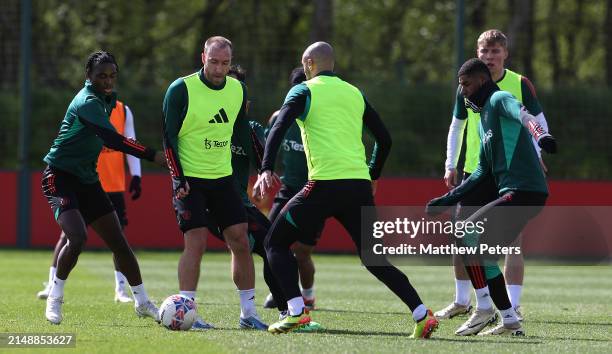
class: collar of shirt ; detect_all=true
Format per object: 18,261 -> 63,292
315,70 -> 336,78
84,80 -> 117,107
198,68 -> 227,90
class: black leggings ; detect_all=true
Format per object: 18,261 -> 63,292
265,179 -> 424,312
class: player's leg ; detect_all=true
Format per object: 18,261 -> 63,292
248,207 -> 287,311
37,232 -> 67,300
293,241 -> 316,309
173,178 -> 213,329
263,184 -> 292,309
44,209 -> 88,324
333,180 -> 437,339
85,184 -> 158,321
237,207 -> 284,329
464,191 -> 545,336
266,181 -> 328,333
107,192 -> 131,303
41,166 -> 87,324
504,233 -> 524,320
208,176 -> 260,327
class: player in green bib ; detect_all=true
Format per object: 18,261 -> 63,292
437,29 -> 552,324
255,42 -> 439,338
42,51 -> 165,325
262,67 -> 322,312
162,36 -> 266,330
427,58 -> 557,336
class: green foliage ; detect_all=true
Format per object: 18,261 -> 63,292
3,0 -> 610,178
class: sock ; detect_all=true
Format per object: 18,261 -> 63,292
238,289 -> 256,318
499,307 -> 518,324
49,276 -> 65,298
455,279 -> 471,306
474,286 -> 493,310
130,284 -> 149,306
301,287 -> 314,300
412,304 -> 427,322
48,266 -> 56,286
114,271 -> 127,292
506,285 -> 522,308
486,274 -> 512,311
179,290 -> 196,300
287,296 -> 305,316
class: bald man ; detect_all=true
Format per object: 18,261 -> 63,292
254,42 -> 438,338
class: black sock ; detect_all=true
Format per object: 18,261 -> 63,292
486,274 -> 512,310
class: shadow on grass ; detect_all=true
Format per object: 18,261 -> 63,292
311,329 -> 543,344
528,319 -> 612,327
199,303 -> 407,316
314,307 -> 406,316
529,335 -> 612,343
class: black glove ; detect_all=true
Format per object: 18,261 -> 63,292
425,195 -> 455,216
537,134 -> 557,154
129,176 -> 142,200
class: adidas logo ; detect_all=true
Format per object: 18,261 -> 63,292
209,108 -> 229,123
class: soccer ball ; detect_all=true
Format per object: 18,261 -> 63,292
159,294 -> 198,330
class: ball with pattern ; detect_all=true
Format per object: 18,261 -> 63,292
159,294 -> 198,330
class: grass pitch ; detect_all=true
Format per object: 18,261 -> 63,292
0,250 -> 610,353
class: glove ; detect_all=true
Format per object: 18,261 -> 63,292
129,176 -> 142,200
537,134 -> 557,154
425,195 -> 455,216
173,177 -> 189,199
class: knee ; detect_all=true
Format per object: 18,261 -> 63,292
66,234 -> 87,254
183,229 -> 207,256
224,224 -> 250,253
293,244 -> 313,264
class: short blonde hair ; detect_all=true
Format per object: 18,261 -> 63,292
477,29 -> 507,49
203,36 -> 232,53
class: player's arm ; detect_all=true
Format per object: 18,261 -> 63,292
124,105 -> 142,200
427,145 -> 490,215
363,96 -> 391,181
77,99 -> 157,162
264,110 -> 279,139
260,83 -> 307,173
124,105 -> 142,177
232,82 -> 255,158
247,121 -> 266,171
444,87 -> 469,188
520,76 -> 553,171
163,78 -> 189,196
497,92 -> 557,154
256,83 -> 308,196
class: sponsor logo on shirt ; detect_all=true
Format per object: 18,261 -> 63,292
204,138 -> 229,149
231,144 -> 248,156
282,139 -> 304,152
482,129 -> 493,144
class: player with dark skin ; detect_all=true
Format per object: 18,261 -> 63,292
42,51 -> 166,324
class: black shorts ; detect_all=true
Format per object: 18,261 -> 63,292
269,183 -> 324,242
107,192 -> 128,226
461,190 -> 547,260
209,205 -> 271,256
456,173 -> 499,219
173,175 -> 247,233
42,165 -> 114,225
269,179 -> 373,247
